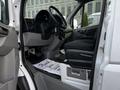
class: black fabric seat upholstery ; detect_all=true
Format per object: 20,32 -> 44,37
64,39 -> 95,51
65,49 -> 94,69
64,26 -> 98,69
64,40 -> 95,69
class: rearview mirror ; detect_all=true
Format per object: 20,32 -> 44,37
76,0 -> 94,3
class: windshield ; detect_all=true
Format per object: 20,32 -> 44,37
0,0 -> 9,24
24,0 -> 103,29
25,0 -> 78,19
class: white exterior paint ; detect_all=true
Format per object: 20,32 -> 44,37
101,64 -> 120,90
13,0 -> 21,31
11,0 -> 120,90
110,0 -> 120,64
93,0 -> 120,90
93,0 -> 112,89
8,0 -> 15,27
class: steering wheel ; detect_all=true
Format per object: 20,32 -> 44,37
49,6 -> 67,29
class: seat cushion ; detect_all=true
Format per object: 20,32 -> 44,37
23,32 -> 54,46
65,49 -> 93,68
64,39 -> 95,51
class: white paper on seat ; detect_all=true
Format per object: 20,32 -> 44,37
33,59 -> 61,75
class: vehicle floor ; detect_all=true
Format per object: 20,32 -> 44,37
33,59 -> 62,79
34,69 -> 81,90
25,60 -> 81,90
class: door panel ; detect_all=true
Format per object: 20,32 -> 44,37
0,24 -> 19,90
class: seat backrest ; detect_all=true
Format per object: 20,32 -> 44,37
34,10 -> 55,40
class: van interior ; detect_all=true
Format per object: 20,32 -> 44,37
19,0 -> 105,90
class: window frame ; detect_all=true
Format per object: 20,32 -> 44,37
0,0 -> 9,25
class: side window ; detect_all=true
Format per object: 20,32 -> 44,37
83,0 -> 103,27
74,0 -> 103,29
0,0 -> 9,24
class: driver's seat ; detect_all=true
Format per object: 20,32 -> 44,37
23,10 -> 54,47
23,10 -> 64,60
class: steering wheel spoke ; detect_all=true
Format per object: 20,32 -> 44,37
49,6 -> 67,29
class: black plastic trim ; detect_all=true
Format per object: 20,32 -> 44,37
89,0 -> 107,90
17,76 -> 30,90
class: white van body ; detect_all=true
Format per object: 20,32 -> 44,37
0,0 -> 120,90
14,0 -> 120,90
93,0 -> 120,90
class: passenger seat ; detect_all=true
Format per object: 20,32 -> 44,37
64,25 -> 98,69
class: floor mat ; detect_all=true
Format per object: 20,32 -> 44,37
33,59 -> 61,76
